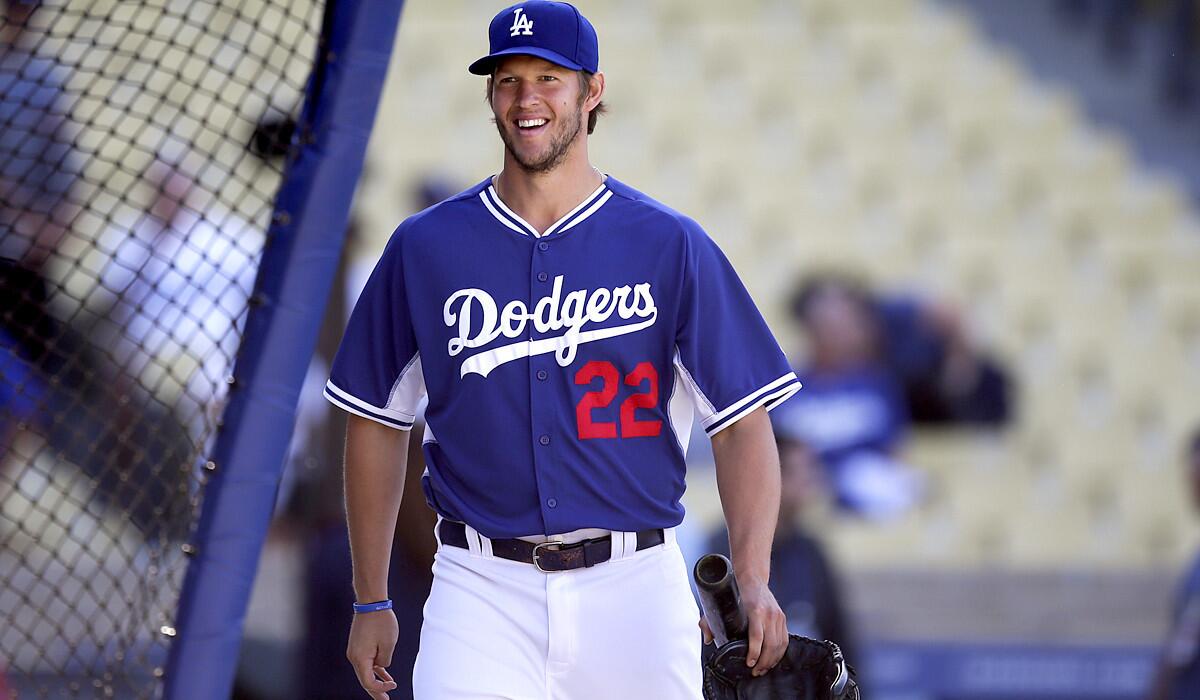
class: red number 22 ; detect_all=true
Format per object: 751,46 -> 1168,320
575,361 -> 662,440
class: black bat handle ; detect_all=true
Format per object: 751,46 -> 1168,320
693,553 -> 749,648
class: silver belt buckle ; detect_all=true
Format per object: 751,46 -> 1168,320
531,541 -> 562,573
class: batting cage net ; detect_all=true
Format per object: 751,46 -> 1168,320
0,1 -> 322,696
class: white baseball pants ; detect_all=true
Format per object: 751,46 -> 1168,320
411,522 -> 703,699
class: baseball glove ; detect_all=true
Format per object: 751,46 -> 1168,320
702,634 -> 860,700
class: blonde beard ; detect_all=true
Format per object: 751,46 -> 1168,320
496,103 -> 584,174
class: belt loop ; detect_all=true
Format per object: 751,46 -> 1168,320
615,531 -> 637,560
463,522 -> 484,556
434,515 -> 444,549
662,527 -> 677,547
610,531 -> 625,560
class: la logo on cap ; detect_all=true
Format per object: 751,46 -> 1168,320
510,7 -> 534,37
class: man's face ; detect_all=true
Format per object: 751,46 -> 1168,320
490,55 -> 588,174
803,287 -> 877,365
779,440 -> 824,513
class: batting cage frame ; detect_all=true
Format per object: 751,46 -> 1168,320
161,2 -> 403,698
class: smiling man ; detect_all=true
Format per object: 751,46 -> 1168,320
325,2 -> 802,698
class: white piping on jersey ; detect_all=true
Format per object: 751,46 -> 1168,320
672,350 -> 717,418
702,372 -> 798,430
387,352 -> 425,414
324,382 -> 414,431
479,192 -> 526,235
666,358 -> 695,456
325,379 -> 417,424
707,380 -> 802,438
762,382 -> 802,411
480,179 -> 609,237
556,191 -> 613,234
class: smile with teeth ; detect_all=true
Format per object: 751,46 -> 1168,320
517,118 -> 548,129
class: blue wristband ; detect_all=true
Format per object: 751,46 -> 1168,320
352,599 -> 393,614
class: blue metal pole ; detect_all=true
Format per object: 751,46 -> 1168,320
163,2 -> 404,697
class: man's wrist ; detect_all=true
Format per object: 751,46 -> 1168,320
353,577 -> 390,605
731,558 -> 770,586
352,599 -> 393,614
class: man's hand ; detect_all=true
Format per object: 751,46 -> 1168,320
737,575 -> 788,676
347,609 -> 400,699
696,574 -> 788,677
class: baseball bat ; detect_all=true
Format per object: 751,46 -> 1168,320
693,553 -> 748,648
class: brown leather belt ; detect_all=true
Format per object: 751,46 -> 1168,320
438,519 -> 665,573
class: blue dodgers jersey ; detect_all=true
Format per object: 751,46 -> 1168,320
325,176 -> 800,538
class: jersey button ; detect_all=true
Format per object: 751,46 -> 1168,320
547,498 -> 558,508
536,369 -> 548,381
538,435 -> 551,446
537,272 -> 549,282
538,241 -> 549,251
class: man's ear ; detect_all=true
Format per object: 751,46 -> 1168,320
585,71 -> 605,111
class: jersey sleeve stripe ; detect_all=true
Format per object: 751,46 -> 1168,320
762,381 -> 801,412
324,379 -> 416,423
704,377 -> 802,437
701,372 -> 799,429
323,384 -> 414,430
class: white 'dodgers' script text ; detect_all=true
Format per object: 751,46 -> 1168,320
444,276 -> 658,378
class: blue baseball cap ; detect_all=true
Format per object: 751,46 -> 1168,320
468,1 -> 599,76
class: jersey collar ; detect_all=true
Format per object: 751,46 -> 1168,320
479,177 -> 612,238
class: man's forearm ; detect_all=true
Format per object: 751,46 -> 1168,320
710,407 -> 780,583
344,414 -> 409,602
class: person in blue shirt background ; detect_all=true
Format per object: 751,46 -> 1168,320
773,273 -> 924,519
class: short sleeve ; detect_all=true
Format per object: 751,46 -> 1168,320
324,227 -> 425,430
673,219 -> 800,436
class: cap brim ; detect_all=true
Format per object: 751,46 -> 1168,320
468,47 -> 585,75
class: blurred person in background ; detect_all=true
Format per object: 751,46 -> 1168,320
0,0 -> 80,467
92,157 -> 263,437
877,294 -> 1013,427
69,156 -> 260,537
774,273 -> 923,519
0,0 -> 78,269
704,433 -> 860,666
0,0 -> 193,540
1147,426 -> 1200,700
0,259 -> 52,465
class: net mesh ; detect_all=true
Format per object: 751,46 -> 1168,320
0,1 -> 322,696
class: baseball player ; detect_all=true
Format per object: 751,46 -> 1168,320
324,2 -> 802,698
